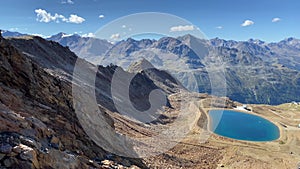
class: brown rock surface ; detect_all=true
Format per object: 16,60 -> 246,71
0,34 -> 147,168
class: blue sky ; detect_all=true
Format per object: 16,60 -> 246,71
0,0 -> 299,42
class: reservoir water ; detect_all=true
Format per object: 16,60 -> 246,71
209,110 -> 280,141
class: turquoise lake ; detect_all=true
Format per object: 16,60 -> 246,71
209,110 -> 280,141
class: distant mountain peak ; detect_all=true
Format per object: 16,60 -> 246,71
156,36 -> 181,47
210,37 -> 227,42
181,34 -> 196,39
56,32 -> 65,36
286,37 -> 296,41
48,32 -> 65,40
211,37 -> 222,40
126,37 -> 137,42
276,37 -> 300,47
177,34 -> 200,42
1,30 -> 28,38
247,39 -> 266,45
127,58 -> 155,73
248,38 -> 264,43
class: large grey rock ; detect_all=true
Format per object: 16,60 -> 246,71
0,144 -> 12,154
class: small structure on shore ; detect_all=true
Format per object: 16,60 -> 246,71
234,104 -> 252,111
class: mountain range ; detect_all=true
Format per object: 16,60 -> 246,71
46,32 -> 300,105
3,30 -> 300,105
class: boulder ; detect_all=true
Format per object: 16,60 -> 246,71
0,144 -> 12,154
3,157 -> 17,167
19,145 -> 39,169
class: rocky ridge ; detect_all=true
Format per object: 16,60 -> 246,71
1,32 -> 172,168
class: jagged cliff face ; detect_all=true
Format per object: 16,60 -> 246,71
0,33 -> 185,168
0,34 -> 141,168
0,34 -> 118,168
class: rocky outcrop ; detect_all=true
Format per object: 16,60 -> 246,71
0,34 -> 151,168
128,58 -> 155,73
1,30 -> 188,168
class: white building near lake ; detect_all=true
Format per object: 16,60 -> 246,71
234,104 -> 251,111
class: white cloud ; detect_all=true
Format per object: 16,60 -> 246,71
170,25 -> 195,32
241,20 -> 254,27
61,0 -> 74,4
272,17 -> 281,23
68,14 -> 85,23
34,9 -> 85,24
35,9 -> 59,23
99,15 -> 105,19
122,25 -> 126,28
216,26 -> 223,29
82,33 -> 95,37
110,33 -> 120,40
